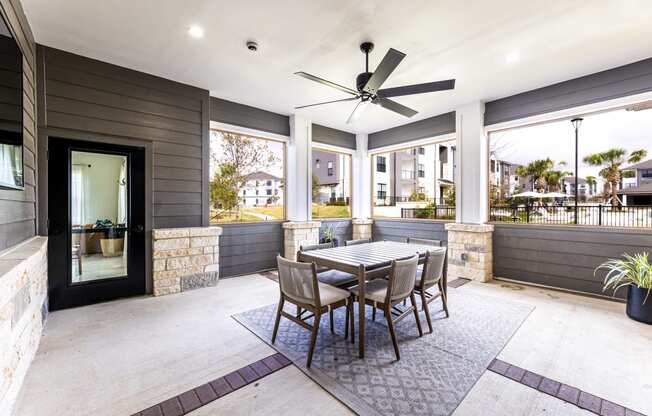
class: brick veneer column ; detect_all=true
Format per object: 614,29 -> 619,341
444,223 -> 494,282
152,226 -> 222,296
351,218 -> 373,241
282,221 -> 321,261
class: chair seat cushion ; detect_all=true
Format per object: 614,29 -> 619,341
317,283 -> 351,306
317,269 -> 358,288
349,279 -> 389,304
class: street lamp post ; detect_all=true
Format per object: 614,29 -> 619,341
571,117 -> 583,225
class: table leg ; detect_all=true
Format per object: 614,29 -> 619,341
357,264 -> 366,358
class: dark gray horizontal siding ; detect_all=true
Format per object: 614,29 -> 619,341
0,0 -> 37,250
38,45 -> 210,229
219,222 -> 284,277
210,97 -> 290,136
312,124 -> 356,150
319,219 -> 352,245
493,224 -> 652,299
372,219 -> 450,243
485,57 -> 652,125
368,112 -> 455,150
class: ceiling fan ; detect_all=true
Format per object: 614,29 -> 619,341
295,42 -> 455,123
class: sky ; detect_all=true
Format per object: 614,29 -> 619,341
209,131 -> 284,178
490,108 -> 652,184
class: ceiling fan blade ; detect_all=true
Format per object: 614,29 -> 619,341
378,79 -> 455,98
374,97 -> 418,118
294,71 -> 358,96
346,100 -> 370,124
295,97 -> 359,109
363,48 -> 406,95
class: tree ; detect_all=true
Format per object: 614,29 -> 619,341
213,131 -> 279,190
544,168 -> 572,193
586,175 -> 597,198
583,148 -> 647,207
210,131 -> 279,210
210,163 -> 239,212
312,174 -> 320,202
515,158 -> 554,192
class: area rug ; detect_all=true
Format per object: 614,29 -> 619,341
233,288 -> 534,416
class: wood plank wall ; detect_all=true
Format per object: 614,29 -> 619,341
493,224 -> 652,299
372,219 -> 450,243
37,46 -> 210,229
219,222 -> 284,278
0,0 -> 36,251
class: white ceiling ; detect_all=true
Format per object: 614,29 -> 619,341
22,0 -> 652,134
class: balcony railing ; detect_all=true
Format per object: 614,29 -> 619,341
401,170 -> 416,180
375,196 -> 448,206
401,206 -> 456,220
490,204 -> 652,228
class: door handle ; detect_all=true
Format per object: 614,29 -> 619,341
132,224 -> 144,233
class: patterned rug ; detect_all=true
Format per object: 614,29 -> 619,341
233,288 -> 534,416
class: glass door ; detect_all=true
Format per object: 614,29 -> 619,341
48,138 -> 145,310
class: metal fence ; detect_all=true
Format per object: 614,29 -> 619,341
490,204 -> 652,228
375,196 -> 448,206
401,206 -> 456,220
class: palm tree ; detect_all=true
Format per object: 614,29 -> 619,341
583,148 -> 647,207
545,168 -> 572,192
585,175 -> 597,198
515,158 -> 554,192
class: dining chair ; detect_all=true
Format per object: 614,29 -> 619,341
414,250 -> 449,333
344,238 -> 371,246
406,237 -> 443,247
297,244 -> 358,334
349,255 -> 422,360
272,256 -> 352,367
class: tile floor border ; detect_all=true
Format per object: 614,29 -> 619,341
488,358 -> 646,416
131,353 -> 292,416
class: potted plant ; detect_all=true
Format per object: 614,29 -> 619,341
95,219 -> 126,257
320,225 -> 338,247
596,252 -> 652,324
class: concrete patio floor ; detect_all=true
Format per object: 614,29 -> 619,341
14,274 -> 651,416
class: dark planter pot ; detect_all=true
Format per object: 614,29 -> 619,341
319,237 -> 339,247
626,285 -> 652,325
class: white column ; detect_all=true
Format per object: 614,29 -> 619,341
286,115 -> 312,222
352,133 -> 372,219
455,101 -> 488,224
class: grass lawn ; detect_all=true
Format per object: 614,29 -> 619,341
210,203 -> 350,223
312,204 -> 350,219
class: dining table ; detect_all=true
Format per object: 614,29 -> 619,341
297,240 -> 447,358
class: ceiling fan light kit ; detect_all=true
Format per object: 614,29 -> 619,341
295,42 -> 455,123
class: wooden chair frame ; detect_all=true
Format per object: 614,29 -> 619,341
272,259 -> 352,368
414,250 -> 449,333
350,256 -> 422,360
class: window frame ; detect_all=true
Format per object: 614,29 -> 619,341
311,142 -> 354,220
368,133 -> 457,220
209,122 -> 288,224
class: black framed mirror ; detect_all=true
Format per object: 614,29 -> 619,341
0,12 -> 23,190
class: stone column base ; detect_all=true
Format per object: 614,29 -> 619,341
152,226 -> 222,296
444,223 -> 494,283
352,218 -> 373,241
282,221 -> 321,261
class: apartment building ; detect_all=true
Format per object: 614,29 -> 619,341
489,159 -> 524,201
619,159 -> 652,205
312,149 -> 351,203
373,142 -> 455,205
239,171 -> 283,206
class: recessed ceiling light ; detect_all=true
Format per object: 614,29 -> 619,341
505,51 -> 519,64
188,25 -> 204,39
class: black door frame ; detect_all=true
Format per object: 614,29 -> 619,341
47,137 -> 146,310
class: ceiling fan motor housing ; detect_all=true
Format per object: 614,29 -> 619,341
356,72 -> 373,93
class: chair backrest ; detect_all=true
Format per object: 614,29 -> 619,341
407,237 -> 443,247
344,238 -> 371,246
387,255 -> 419,302
276,255 -> 320,307
420,249 -> 446,288
300,241 -> 334,252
